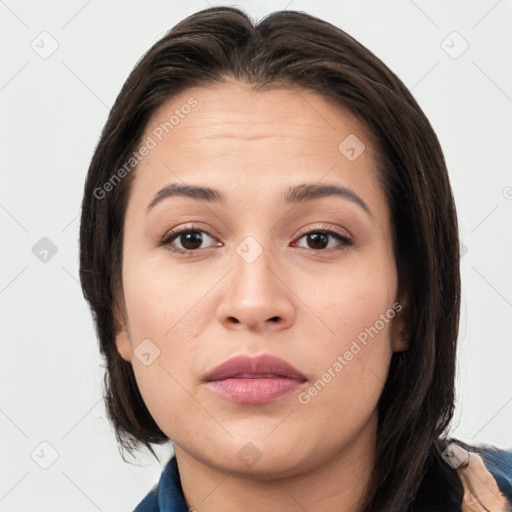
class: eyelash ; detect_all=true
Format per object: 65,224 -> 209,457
159,223 -> 354,256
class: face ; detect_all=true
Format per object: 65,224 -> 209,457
116,79 -> 408,479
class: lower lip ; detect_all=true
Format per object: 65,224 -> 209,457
206,377 -> 305,404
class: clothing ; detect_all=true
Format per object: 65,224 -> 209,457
133,456 -> 187,512
132,444 -> 512,512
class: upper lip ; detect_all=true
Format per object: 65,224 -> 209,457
204,354 -> 307,382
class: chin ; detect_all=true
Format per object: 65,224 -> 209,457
219,451 -> 314,480
211,434 -> 325,479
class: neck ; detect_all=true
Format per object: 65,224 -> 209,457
175,413 -> 377,512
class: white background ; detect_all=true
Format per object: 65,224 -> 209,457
1,0 -> 511,510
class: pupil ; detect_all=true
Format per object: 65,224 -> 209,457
181,231 -> 202,250
308,232 -> 328,249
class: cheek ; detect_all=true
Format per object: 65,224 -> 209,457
119,248 -> 208,427
121,244 -> 207,342
292,281 -> 396,458
298,284 -> 396,410
294,250 -> 398,409
306,247 -> 398,351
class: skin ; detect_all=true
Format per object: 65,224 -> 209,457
449,444 -> 510,511
115,79 -> 411,512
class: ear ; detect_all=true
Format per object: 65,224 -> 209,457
391,290 -> 411,353
113,303 -> 133,363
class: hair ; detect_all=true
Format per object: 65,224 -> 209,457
79,6 -> 463,511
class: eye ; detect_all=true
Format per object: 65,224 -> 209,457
160,223 -> 353,256
160,224 -> 220,255
294,227 -> 353,251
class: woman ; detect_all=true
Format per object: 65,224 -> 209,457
79,6 -> 512,511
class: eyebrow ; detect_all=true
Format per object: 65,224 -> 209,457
147,182 -> 371,217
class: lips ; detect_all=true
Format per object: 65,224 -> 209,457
204,354 -> 306,382
204,354 -> 307,404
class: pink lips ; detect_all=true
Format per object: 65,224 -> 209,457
204,354 -> 307,404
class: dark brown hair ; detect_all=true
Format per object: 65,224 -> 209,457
79,6 -> 462,510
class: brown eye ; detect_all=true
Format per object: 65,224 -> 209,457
175,231 -> 205,250
162,228 -> 219,254
295,230 -> 353,251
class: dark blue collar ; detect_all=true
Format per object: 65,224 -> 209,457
157,456 -> 189,511
133,456 -> 188,512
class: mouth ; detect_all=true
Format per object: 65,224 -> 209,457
204,354 -> 307,404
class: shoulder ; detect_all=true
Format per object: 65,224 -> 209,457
132,456 -> 189,512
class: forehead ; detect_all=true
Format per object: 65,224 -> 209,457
127,80 -> 386,220
144,79 -> 371,150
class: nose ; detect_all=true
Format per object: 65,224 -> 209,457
216,242 -> 296,334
